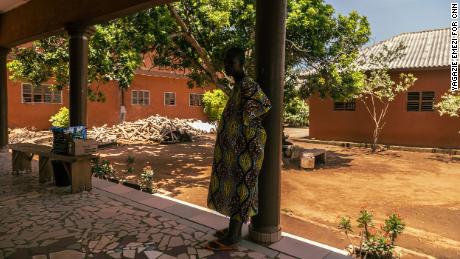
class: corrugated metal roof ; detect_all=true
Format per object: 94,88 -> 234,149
361,28 -> 450,70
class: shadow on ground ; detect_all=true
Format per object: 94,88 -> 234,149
428,154 -> 460,164
99,135 -> 215,196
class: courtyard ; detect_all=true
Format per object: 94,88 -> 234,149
94,131 -> 460,258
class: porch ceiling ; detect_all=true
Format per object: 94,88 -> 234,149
0,0 -> 30,14
0,0 -> 174,48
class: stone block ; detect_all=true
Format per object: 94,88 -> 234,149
300,153 -> 315,169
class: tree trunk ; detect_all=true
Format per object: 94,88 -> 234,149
372,124 -> 379,152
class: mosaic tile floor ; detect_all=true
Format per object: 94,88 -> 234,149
0,148 -> 349,259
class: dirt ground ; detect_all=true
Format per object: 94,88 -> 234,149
99,134 -> 460,258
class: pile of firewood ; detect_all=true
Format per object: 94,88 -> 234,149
7,115 -> 215,146
8,128 -> 52,145
88,115 -> 215,144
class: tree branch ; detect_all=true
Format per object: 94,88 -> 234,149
166,3 -> 231,95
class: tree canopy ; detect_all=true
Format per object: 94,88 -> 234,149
436,92 -> 460,117
7,0 -> 370,101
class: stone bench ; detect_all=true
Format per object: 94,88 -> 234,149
300,149 -> 326,169
9,143 -> 98,193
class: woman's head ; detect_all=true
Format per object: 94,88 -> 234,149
224,47 -> 245,79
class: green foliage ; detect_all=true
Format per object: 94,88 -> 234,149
338,210 -> 405,258
383,214 -> 405,246
291,0 -> 371,100
354,43 -> 417,152
202,89 -> 229,121
338,216 -> 352,233
7,37 -> 69,90
91,158 -> 115,178
139,165 -> 156,192
49,107 -> 70,128
436,92 -> 460,117
7,0 -> 370,102
126,155 -> 135,174
284,96 -> 309,127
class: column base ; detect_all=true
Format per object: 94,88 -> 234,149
248,224 -> 282,244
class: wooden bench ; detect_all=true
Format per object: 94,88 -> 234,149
9,143 -> 98,193
300,148 -> 327,169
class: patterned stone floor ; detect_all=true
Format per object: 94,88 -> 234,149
0,148 -> 349,259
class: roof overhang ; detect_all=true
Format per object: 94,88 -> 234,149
0,0 -> 31,14
0,0 -> 174,48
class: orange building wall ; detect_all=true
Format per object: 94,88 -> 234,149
7,72 -> 212,130
124,74 -> 211,122
309,69 -> 460,149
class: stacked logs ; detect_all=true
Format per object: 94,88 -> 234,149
8,115 -> 216,146
88,115 -> 215,145
8,128 -> 52,145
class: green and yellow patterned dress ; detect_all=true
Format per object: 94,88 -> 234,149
207,76 -> 272,223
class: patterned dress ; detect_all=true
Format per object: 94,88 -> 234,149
207,76 -> 272,223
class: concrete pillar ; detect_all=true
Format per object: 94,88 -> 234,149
249,0 -> 287,244
66,25 -> 94,127
0,47 -> 10,148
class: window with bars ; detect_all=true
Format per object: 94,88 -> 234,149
164,92 -> 176,106
189,93 -> 203,106
132,90 -> 150,105
22,84 -> 62,104
334,101 -> 356,111
407,91 -> 435,112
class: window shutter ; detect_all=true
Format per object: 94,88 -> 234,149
407,92 -> 420,111
334,101 -> 356,111
421,91 -> 435,111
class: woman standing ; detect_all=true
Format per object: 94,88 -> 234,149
206,47 -> 272,251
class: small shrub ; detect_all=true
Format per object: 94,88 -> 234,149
49,107 -> 70,128
284,97 -> 309,127
139,165 -> 156,192
91,158 -> 115,178
202,89 -> 228,122
338,210 -> 405,259
126,155 -> 135,174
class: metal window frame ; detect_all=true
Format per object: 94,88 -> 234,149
189,93 -> 203,107
131,90 -> 150,106
21,83 -> 63,104
164,92 -> 176,106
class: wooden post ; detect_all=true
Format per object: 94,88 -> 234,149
12,150 -> 32,175
249,0 -> 286,244
39,156 -> 53,183
66,159 -> 92,193
66,25 -> 94,127
0,47 -> 10,148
